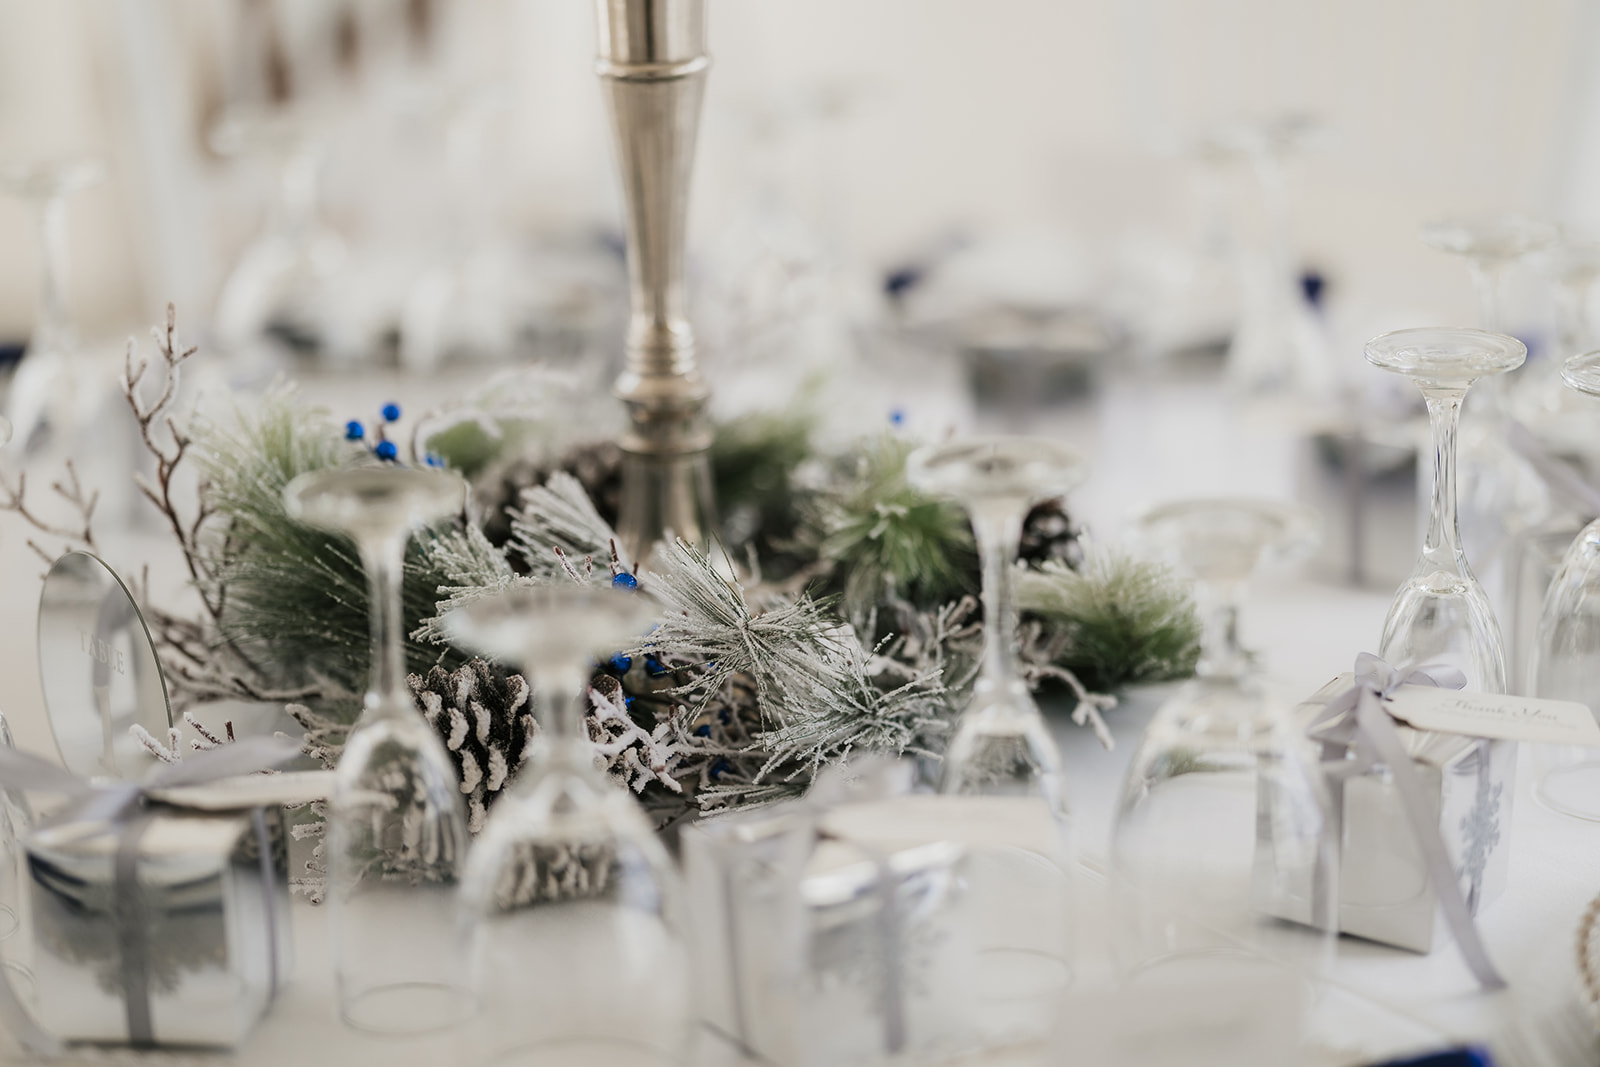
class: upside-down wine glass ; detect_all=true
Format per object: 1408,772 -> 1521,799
0,159 -> 104,454
284,467 -> 472,1033
1529,351 -> 1600,821
444,583 -> 687,1067
1111,498 -> 1333,1054
1420,218 -> 1555,601
905,436 -> 1085,1046
1365,328 -> 1524,691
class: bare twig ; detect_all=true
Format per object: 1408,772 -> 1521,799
123,303 -> 217,616
0,458 -> 100,560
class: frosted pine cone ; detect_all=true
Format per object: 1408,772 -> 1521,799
409,660 -> 537,833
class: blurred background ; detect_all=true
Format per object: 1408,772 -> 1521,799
1,0 -> 1599,597
2,0 -> 1596,362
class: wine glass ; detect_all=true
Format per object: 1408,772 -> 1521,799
1366,328 -> 1524,691
904,435 -> 1085,1046
284,467 -> 472,1034
443,583 -> 687,1067
1190,114 -> 1330,402
1420,217 -> 1555,593
1529,350 -> 1600,820
1420,216 -> 1556,334
0,158 -> 105,454
1111,498 -> 1333,1040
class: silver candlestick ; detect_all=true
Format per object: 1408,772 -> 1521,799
595,0 -> 716,561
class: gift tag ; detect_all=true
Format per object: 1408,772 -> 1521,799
1386,686 -> 1600,746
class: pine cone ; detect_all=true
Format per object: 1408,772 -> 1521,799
1018,497 -> 1083,568
409,660 -> 537,833
480,440 -> 624,549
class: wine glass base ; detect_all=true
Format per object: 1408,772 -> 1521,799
485,1037 -> 679,1067
0,904 -> 18,941
1536,762 -> 1600,822
339,982 -> 474,1035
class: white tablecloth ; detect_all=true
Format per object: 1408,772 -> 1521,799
0,366 -> 1593,1065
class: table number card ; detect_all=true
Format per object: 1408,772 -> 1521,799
1385,686 -> 1600,747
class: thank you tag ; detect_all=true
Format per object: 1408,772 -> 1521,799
1386,686 -> 1600,746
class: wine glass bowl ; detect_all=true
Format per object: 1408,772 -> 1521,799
443,582 -> 688,1066
1528,351 -> 1600,820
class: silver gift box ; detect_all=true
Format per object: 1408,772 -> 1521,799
23,802 -> 292,1048
1256,675 -> 1516,953
684,799 -> 979,1067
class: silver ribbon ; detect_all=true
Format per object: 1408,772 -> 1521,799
0,737 -> 302,1052
1306,653 -> 1506,991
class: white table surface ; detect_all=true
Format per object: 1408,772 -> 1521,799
0,363 -> 1592,1065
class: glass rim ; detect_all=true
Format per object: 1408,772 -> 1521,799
1418,214 -> 1558,258
442,582 -> 657,665
1132,496 -> 1320,553
1563,351 -> 1600,398
1363,326 -> 1526,381
905,434 -> 1090,496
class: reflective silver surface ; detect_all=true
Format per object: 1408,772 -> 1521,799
595,0 -> 717,559
684,803 -> 983,1067
24,806 -> 292,1047
36,552 -> 170,781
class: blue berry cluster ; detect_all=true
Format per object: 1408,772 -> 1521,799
344,402 -> 444,468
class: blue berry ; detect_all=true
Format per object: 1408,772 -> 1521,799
889,407 -> 906,427
424,453 -> 443,468
608,653 -> 633,673
612,572 -> 638,590
694,724 -> 711,737
345,420 -> 365,441
381,403 -> 402,422
624,696 -> 635,710
645,655 -> 667,677
375,440 -> 399,461
711,758 -> 731,780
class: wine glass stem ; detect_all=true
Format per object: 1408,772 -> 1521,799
1196,581 -> 1248,680
540,666 -> 588,742
1467,260 -> 1505,334
973,506 -> 1025,691
358,533 -> 409,712
34,193 -> 70,353
1421,391 -> 1465,571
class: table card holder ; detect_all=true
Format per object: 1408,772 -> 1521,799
36,551 -> 172,782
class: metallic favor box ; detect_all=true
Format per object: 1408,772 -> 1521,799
684,798 -> 979,1067
1256,675 -> 1516,953
24,802 -> 292,1048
